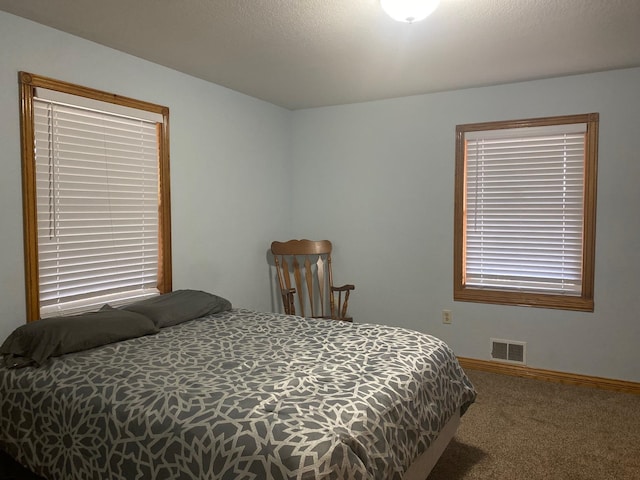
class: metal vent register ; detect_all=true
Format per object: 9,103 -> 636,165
491,338 -> 526,364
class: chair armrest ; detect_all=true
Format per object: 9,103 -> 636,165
279,288 -> 296,315
330,284 -> 355,321
331,284 -> 355,292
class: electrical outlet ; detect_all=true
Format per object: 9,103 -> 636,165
442,310 -> 452,324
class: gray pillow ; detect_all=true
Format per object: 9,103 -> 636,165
122,289 -> 232,328
0,308 -> 158,367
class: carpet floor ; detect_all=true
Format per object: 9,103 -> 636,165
428,369 -> 640,480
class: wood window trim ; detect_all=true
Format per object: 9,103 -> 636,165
18,71 -> 172,322
453,113 -> 599,312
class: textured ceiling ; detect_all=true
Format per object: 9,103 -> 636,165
1,0 -> 640,110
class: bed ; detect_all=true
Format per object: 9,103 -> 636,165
0,297 -> 476,479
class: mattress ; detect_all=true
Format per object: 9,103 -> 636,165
0,308 -> 476,479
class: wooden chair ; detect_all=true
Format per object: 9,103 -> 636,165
271,239 -> 355,321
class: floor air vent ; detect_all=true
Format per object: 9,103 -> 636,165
491,338 -> 526,364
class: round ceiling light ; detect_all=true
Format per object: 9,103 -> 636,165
380,0 -> 440,23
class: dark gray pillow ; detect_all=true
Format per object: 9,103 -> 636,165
0,308 -> 158,367
122,289 -> 232,328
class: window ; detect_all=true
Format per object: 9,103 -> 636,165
454,113 -> 598,311
19,72 -> 172,321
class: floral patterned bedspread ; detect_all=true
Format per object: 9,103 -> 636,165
0,309 -> 476,479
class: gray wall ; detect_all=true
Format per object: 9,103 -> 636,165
290,68 -> 640,382
0,12 -> 292,342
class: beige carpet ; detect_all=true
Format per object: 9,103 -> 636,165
428,369 -> 640,480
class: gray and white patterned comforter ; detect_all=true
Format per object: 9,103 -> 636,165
0,309 -> 476,480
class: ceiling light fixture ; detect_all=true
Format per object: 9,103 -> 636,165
380,0 -> 440,23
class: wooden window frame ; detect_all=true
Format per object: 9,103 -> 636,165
19,72 -> 172,322
453,113 -> 599,311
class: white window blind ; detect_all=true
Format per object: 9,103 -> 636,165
34,96 -> 161,316
464,123 -> 587,295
